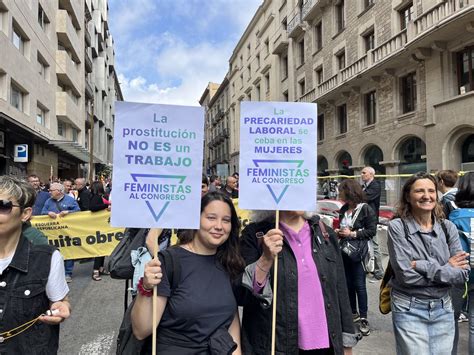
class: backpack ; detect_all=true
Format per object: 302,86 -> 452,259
116,247 -> 181,355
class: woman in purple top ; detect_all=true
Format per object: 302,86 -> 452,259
238,210 -> 358,355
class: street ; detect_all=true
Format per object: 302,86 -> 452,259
59,254 -> 469,355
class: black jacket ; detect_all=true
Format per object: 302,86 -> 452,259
77,187 -> 92,211
237,216 -> 357,355
338,203 -> 378,240
362,179 -> 381,216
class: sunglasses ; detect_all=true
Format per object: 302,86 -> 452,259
0,200 -> 22,214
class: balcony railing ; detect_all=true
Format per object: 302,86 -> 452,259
287,12 -> 303,37
341,55 -> 368,82
299,88 -> 316,103
302,0 -> 327,21
318,74 -> 338,97
414,0 -> 470,36
371,29 -> 407,65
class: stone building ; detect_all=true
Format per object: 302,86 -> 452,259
0,0 -> 122,182
202,0 -> 474,202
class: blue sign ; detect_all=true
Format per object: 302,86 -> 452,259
14,144 -> 28,162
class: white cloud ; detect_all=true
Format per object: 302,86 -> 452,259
110,0 -> 262,106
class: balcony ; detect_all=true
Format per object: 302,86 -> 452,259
223,128 -> 229,138
85,27 -> 91,46
56,92 -> 80,125
318,74 -> 338,97
341,55 -> 368,82
85,49 -> 93,73
287,12 -> 304,38
58,0 -> 81,30
302,0 -> 330,21
272,30 -> 289,54
299,88 -> 316,103
85,79 -> 94,99
371,29 -> 407,65
56,9 -> 80,62
56,50 -> 81,94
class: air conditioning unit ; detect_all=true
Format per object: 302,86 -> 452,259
461,162 -> 474,172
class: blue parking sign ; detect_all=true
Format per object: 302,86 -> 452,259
14,144 -> 28,162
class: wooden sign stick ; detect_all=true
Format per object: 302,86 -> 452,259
271,210 -> 280,355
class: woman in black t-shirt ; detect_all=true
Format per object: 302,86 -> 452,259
131,192 -> 245,354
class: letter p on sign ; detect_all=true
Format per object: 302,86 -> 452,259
14,144 -> 28,162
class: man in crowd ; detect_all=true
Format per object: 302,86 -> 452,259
75,178 -> 92,211
63,179 -> 76,199
361,166 -> 384,281
436,170 -> 458,217
42,183 -> 80,282
208,175 -> 221,192
28,174 -> 50,215
221,176 -> 239,199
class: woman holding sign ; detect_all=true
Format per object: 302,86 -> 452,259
131,191 -> 244,354
238,210 -> 358,354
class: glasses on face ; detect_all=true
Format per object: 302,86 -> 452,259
0,200 -> 22,214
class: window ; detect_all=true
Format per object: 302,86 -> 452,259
256,53 -> 260,69
337,104 -> 347,134
37,52 -> 49,81
12,27 -> 23,52
36,106 -> 45,126
336,0 -> 345,32
318,114 -> 325,141
0,8 -> 7,35
315,67 -> 323,85
364,0 -> 374,9
240,73 -> 244,88
264,38 -> 270,56
314,22 -> 323,51
363,29 -> 375,53
247,65 -> 251,80
10,83 -> 23,111
255,85 -> 260,101
283,91 -> 288,102
399,2 -> 414,30
38,4 -> 49,30
298,78 -> 306,97
401,72 -> 417,113
365,91 -> 376,125
58,121 -> 65,137
457,46 -> 474,94
247,43 -> 251,59
72,127 -> 78,142
298,38 -> 305,66
281,55 -> 288,79
240,55 -> 243,67
337,51 -> 346,70
265,73 -> 270,93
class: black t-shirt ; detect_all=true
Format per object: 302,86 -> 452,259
157,247 -> 237,343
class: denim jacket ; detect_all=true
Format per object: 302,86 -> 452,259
0,235 -> 59,354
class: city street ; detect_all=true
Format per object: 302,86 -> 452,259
60,255 -> 469,354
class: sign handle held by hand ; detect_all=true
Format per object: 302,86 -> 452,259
149,228 -> 162,355
271,211 -> 280,355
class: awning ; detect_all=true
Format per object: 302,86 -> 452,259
48,140 -> 90,163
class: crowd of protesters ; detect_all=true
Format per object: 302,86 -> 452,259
0,168 -> 473,354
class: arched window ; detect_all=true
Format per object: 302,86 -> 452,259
462,134 -> 474,163
318,156 -> 328,175
338,151 -> 353,176
364,145 -> 385,174
398,137 -> 426,174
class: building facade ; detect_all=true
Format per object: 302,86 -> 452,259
0,0 -> 122,182
202,0 -> 474,201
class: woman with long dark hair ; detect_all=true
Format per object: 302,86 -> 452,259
448,171 -> 474,353
336,179 -> 377,337
131,192 -> 245,354
89,181 -> 111,281
387,172 -> 468,354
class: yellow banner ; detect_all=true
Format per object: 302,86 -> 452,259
30,210 -> 126,260
233,199 -> 251,230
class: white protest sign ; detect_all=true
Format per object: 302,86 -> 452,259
239,101 -> 317,211
111,102 -> 204,229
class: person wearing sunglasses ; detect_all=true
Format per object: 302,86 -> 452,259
0,176 -> 71,354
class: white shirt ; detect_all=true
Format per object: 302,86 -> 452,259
0,250 -> 69,302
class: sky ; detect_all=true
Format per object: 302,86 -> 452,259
108,0 -> 262,106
